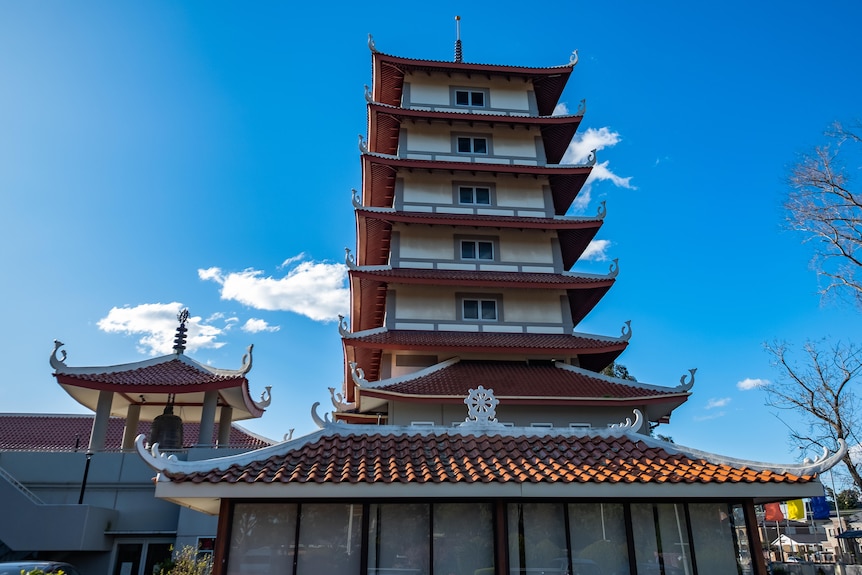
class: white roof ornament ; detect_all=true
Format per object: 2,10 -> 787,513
352,188 -> 362,208
238,344 -> 254,375
345,247 -> 358,270
368,33 -> 378,53
328,387 -> 355,412
311,401 -> 333,429
609,409 -> 643,433
337,315 -> 351,337
678,368 -> 697,392
358,134 -> 369,154
576,98 -> 586,116
620,320 -> 632,341
349,361 -> 368,386
586,149 -> 597,167
283,429 -> 295,442
460,386 -> 502,428
50,340 -> 67,371
252,385 -> 272,409
364,84 -> 373,104
569,49 -> 579,67
608,258 -> 619,278
596,200 -> 606,219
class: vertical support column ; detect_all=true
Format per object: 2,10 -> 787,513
217,405 -> 233,447
121,403 -> 142,450
88,390 -> 113,452
744,500 -> 769,575
198,390 -> 218,446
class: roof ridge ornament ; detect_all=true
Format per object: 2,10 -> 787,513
678,368 -> 697,391
352,188 -> 362,208
349,361 -> 368,386
460,385 -> 501,427
577,98 -> 586,116
358,134 -> 369,154
238,344 -> 254,375
345,247 -> 358,270
337,315 -> 351,337
173,309 -> 190,355
596,200 -> 606,219
586,149 -> 597,167
367,33 -> 378,53
311,401 -> 333,428
609,409 -> 643,432
253,384 -> 271,409
608,258 -> 619,278
50,340 -> 67,370
328,386 -> 355,412
620,320 -> 632,341
364,85 -> 373,104
569,49 -> 579,67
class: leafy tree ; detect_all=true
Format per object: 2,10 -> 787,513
785,122 -> 862,305
601,362 -> 636,381
837,489 -> 861,510
763,339 -> 862,489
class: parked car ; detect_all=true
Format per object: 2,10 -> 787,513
0,561 -> 81,575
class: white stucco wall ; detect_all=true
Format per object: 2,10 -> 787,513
406,72 -> 532,111
400,173 -> 548,211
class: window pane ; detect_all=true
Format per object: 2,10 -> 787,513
567,503 -> 631,575
433,503 -> 494,575
477,241 -> 493,260
690,503 -> 743,575
463,300 -> 479,319
456,91 -> 469,106
113,543 -> 143,575
507,503 -> 568,574
473,138 -> 487,154
368,503 -> 430,575
471,92 -> 485,107
631,503 -> 693,575
227,503 -> 297,575
461,241 -> 476,259
475,187 -> 491,204
459,187 -> 474,204
296,503 -> 362,575
480,300 -> 497,320
457,137 -> 472,153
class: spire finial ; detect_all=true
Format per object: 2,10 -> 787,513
173,308 -> 189,355
454,16 -> 462,63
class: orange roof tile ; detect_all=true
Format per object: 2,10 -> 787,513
163,432 -> 811,486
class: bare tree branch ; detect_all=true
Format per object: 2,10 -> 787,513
764,339 -> 862,489
785,122 -> 862,306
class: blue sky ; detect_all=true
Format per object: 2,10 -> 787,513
1,2 -> 860,469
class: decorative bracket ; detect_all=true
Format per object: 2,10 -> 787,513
349,361 -> 368,386
50,340 -> 67,370
328,386 -> 354,411
337,315 -> 350,337
368,34 -> 378,53
345,247 -> 357,270
608,258 -> 619,278
358,134 -> 369,154
596,200 -> 606,219
238,344 -> 254,374
678,368 -> 697,391
364,84 -> 373,104
586,149 -> 597,167
569,49 -> 579,67
352,188 -> 362,208
253,385 -> 272,409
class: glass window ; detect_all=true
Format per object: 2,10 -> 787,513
461,240 -> 494,260
113,543 -> 143,575
631,503 -> 693,575
368,503 -> 430,575
433,503 -> 494,575
463,298 -> 497,321
567,503 -> 630,574
689,503 -> 743,575
458,186 -> 492,205
295,503 -> 362,575
508,503 -> 568,574
227,503 -> 297,575
456,137 -> 488,154
456,90 -> 470,106
457,137 -> 472,153
475,187 -> 491,204
455,90 -> 485,107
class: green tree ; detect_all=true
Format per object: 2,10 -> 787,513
156,545 -> 213,575
601,362 -> 636,381
837,489 -> 860,510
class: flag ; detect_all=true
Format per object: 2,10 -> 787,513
787,499 -> 805,520
765,502 -> 784,522
811,496 -> 831,520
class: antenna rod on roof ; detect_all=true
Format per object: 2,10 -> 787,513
454,16 -> 462,63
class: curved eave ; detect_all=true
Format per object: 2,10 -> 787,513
343,330 -> 626,384
349,269 -> 612,332
368,103 -> 582,164
355,208 -> 602,269
372,52 -> 572,116
361,154 -> 591,215
54,372 -> 249,395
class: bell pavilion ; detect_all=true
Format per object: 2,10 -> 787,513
137,32 -> 844,575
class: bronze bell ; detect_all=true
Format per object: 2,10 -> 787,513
150,398 -> 184,450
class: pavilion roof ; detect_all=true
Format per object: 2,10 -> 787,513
51,343 -> 270,422
354,207 -> 603,270
137,419 -> 841,514
0,413 -> 274,452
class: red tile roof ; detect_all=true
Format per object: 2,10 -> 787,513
350,268 -> 612,287
0,414 -> 273,452
54,358 -> 244,392
346,329 -> 623,351
165,432 -> 811,486
367,360 -> 683,402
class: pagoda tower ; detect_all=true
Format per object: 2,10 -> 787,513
336,35 -> 693,429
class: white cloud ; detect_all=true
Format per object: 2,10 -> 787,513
561,126 -> 635,212
242,318 -> 280,333
553,103 -> 569,116
97,302 -> 226,356
693,412 -> 726,422
199,257 -> 349,322
581,239 -> 612,261
737,378 -> 769,391
706,397 -> 731,410
280,253 -> 307,267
